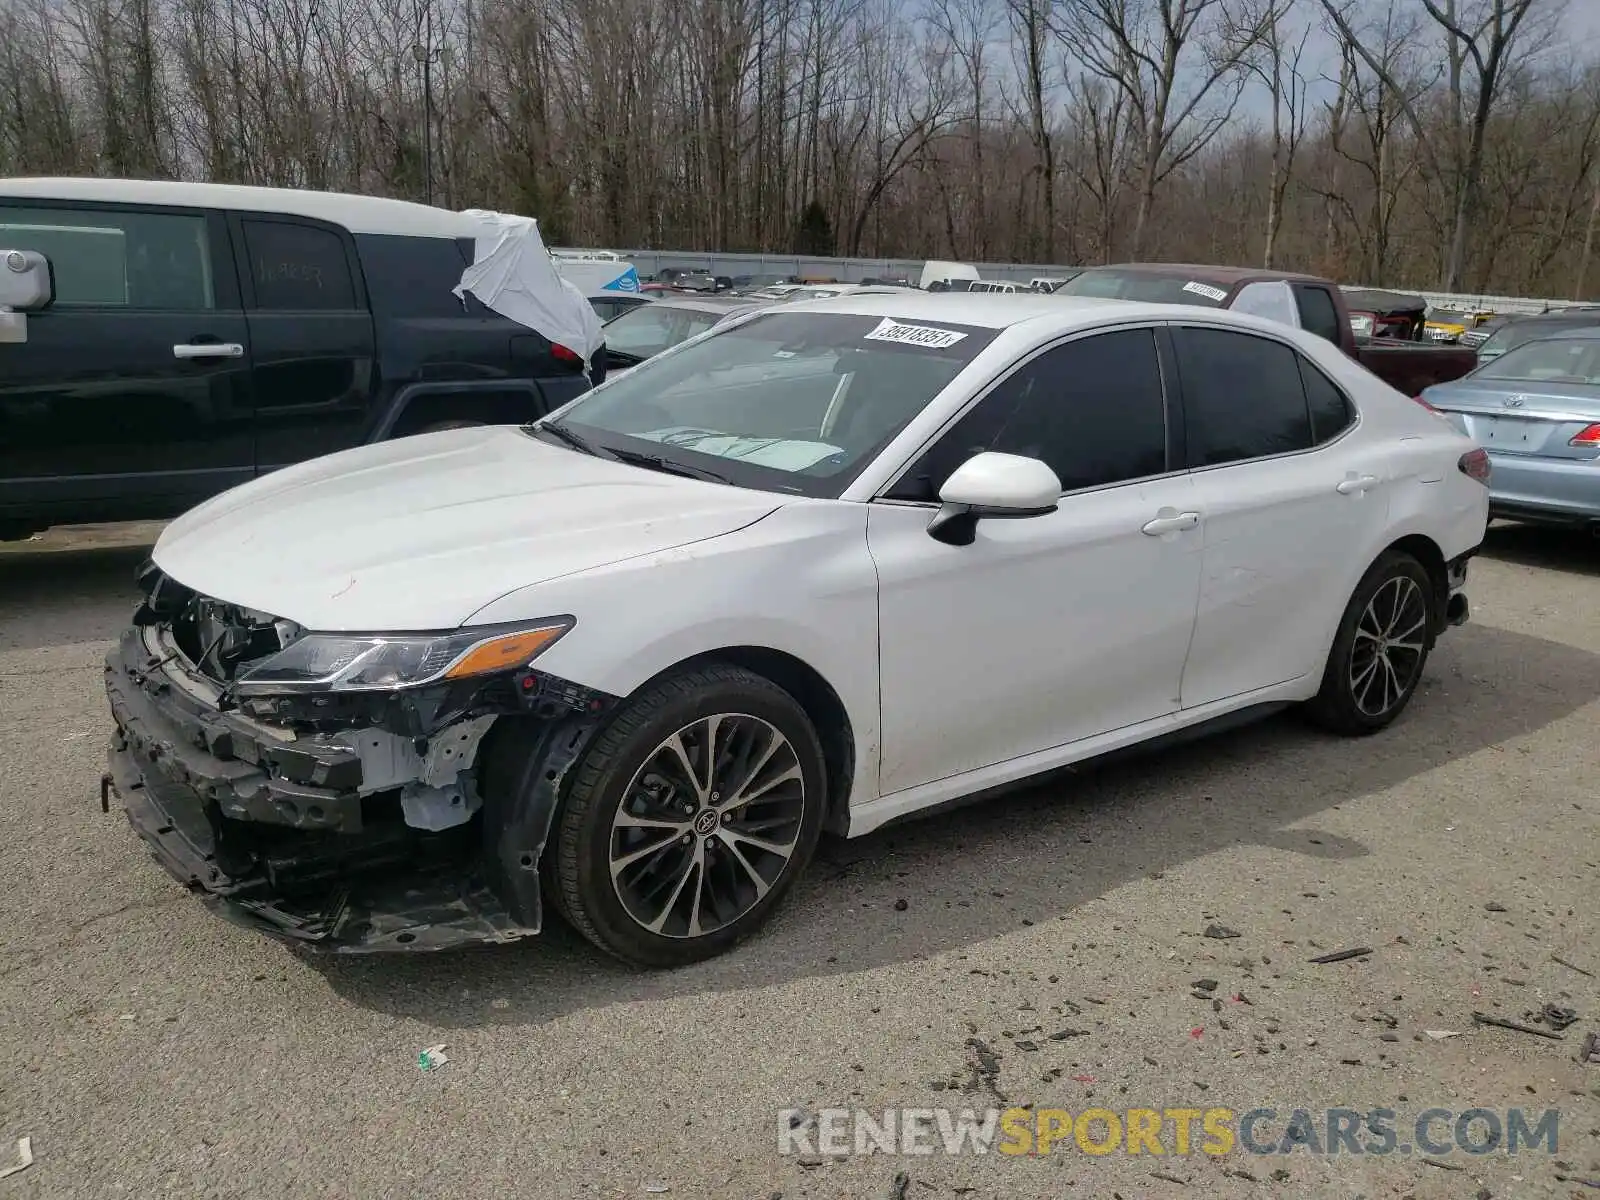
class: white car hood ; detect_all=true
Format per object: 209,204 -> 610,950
153,426 -> 783,630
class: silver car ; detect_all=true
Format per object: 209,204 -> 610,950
1421,328 -> 1600,528
601,295 -> 768,374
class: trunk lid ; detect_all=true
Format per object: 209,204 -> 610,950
1421,378 -> 1600,461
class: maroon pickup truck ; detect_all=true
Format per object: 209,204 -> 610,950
1054,264 -> 1478,395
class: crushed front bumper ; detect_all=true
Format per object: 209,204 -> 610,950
103,625 -> 608,952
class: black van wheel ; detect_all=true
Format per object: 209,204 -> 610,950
545,664 -> 827,968
1304,552 -> 1436,736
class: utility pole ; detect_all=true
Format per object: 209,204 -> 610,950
412,42 -> 444,205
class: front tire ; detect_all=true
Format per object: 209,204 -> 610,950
1303,551 -> 1436,735
546,664 -> 827,968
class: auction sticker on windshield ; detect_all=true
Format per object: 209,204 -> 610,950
863,318 -> 968,349
1182,281 -> 1228,302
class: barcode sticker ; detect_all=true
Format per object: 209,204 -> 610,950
862,318 -> 969,349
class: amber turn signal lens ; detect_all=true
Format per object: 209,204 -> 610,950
442,625 -> 569,679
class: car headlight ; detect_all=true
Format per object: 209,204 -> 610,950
231,618 -> 574,695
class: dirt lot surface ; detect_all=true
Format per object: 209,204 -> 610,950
1,521 -> 1597,1199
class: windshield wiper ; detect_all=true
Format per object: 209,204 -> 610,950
531,420 -> 602,457
605,446 -> 735,484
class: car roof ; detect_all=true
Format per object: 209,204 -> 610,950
0,177 -> 475,240
1342,287 -> 1426,312
1083,262 -> 1330,286
770,291 -> 1200,329
636,294 -> 761,313
1504,324 -> 1600,341
1512,310 -> 1600,323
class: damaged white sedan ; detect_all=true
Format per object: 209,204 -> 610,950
104,293 -> 1488,966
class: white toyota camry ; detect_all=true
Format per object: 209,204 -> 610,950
104,293 -> 1489,966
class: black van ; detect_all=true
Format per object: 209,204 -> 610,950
0,179 -> 601,540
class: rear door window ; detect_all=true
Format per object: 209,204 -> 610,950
1173,326 -> 1313,466
1299,358 -> 1356,443
0,205 -> 215,309
241,218 -> 358,310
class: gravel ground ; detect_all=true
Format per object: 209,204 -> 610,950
1,521 -> 1597,1199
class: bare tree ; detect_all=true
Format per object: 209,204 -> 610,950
1319,0 -> 1555,289
1061,0 -> 1270,258
1006,0 -> 1057,260
1244,0 -> 1311,266
926,0 -> 1002,258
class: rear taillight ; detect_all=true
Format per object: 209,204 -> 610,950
1569,423 -> 1600,447
1459,447 -> 1491,483
1412,394 -> 1439,412
552,343 -> 583,366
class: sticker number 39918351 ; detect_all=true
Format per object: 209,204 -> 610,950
1181,281 -> 1229,302
862,318 -> 969,349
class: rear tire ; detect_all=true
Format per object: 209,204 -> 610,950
545,664 -> 827,968
1303,551 -> 1436,736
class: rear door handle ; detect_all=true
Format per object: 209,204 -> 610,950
173,342 -> 244,360
1141,509 -> 1200,536
1336,473 -> 1379,495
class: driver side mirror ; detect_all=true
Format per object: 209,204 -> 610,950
926,451 -> 1062,546
0,250 -> 53,345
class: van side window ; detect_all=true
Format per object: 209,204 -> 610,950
0,206 -> 214,309
242,219 -> 357,310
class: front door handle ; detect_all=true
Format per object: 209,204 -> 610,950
1336,473 -> 1379,495
173,342 -> 244,360
1141,509 -> 1200,536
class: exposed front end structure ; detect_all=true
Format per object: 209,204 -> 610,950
103,564 -> 615,952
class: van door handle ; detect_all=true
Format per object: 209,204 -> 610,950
173,342 -> 244,360
1141,509 -> 1200,536
1336,473 -> 1379,495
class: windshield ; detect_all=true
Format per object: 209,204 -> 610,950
1056,268 -> 1228,306
1476,337 -> 1600,385
1481,318 -> 1600,359
540,310 -> 999,498
604,305 -> 727,360
1475,322 -> 1524,357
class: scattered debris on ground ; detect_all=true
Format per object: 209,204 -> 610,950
418,1044 -> 450,1071
1533,1004 -> 1578,1032
1578,1032 -> 1599,1065
1308,947 -> 1372,964
1202,924 -> 1240,940
1472,1012 -> 1564,1041
0,1138 -> 33,1182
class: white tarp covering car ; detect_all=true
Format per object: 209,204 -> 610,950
454,210 -> 606,371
